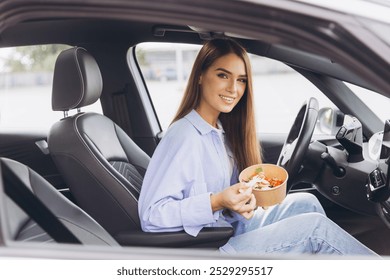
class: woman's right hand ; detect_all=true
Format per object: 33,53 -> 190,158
210,182 -> 256,219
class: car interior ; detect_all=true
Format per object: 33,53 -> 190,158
1,3 -> 390,257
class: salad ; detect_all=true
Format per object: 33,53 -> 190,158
243,167 -> 284,190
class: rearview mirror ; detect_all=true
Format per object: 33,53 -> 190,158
317,107 -> 344,135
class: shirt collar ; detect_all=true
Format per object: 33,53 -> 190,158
185,109 -> 224,135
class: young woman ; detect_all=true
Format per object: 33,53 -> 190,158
138,38 -> 377,256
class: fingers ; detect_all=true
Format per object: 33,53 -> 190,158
241,210 -> 254,220
249,194 -> 257,208
239,194 -> 256,211
238,194 -> 257,219
238,186 -> 252,195
237,183 -> 252,200
221,183 -> 255,213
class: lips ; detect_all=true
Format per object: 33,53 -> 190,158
219,95 -> 235,103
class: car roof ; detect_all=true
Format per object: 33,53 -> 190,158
0,0 -> 389,95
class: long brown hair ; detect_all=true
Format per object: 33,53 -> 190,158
172,38 -> 262,172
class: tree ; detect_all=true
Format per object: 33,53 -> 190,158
3,44 -> 69,72
135,48 -> 148,66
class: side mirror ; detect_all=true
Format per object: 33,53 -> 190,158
317,107 -> 344,135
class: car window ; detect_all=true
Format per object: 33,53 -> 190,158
345,82 -> 390,122
0,45 -> 102,131
135,42 -> 336,134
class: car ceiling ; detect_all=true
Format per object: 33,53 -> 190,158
0,0 -> 389,96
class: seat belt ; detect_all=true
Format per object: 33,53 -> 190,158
2,163 -> 81,244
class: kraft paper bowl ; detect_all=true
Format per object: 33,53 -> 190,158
239,164 -> 288,208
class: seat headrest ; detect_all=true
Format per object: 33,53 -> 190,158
52,47 -> 102,111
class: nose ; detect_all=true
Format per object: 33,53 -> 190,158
227,80 -> 237,94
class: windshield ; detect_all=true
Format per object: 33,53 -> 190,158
345,82 -> 390,122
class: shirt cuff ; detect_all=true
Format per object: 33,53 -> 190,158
180,192 -> 218,237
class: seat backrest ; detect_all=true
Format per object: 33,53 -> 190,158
48,47 -> 150,238
0,157 -> 118,246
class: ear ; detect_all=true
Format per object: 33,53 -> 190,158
198,75 -> 202,85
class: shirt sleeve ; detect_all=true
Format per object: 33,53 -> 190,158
138,122 -> 219,237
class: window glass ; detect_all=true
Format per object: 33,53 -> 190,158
0,45 -> 102,131
345,82 -> 390,121
135,42 -> 336,134
249,54 -> 335,134
135,43 -> 200,130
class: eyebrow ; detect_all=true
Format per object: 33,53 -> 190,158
215,67 -> 247,78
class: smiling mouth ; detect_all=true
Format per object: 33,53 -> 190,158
219,95 -> 235,103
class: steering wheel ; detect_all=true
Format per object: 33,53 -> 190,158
277,97 -> 319,190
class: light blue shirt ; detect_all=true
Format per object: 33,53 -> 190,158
138,109 -> 243,237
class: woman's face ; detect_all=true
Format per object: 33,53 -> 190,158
198,53 -> 247,126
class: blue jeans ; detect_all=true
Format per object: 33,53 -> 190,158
220,193 -> 378,256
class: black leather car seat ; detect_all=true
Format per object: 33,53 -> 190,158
48,47 -> 149,239
1,157 -> 118,246
48,47 -> 233,248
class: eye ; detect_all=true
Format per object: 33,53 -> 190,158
217,73 -> 228,79
238,78 -> 247,84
